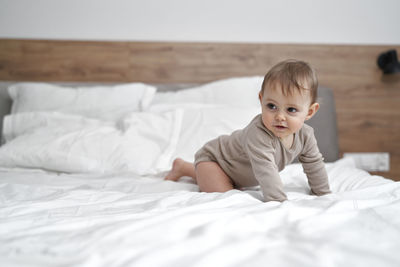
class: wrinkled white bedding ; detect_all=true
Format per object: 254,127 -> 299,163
0,110 -> 183,174
0,105 -> 260,175
1,158 -> 399,267
1,79 -> 399,267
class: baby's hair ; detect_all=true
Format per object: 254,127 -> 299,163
260,59 -> 318,104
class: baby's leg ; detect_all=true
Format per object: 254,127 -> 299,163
165,159 -> 234,193
164,158 -> 195,181
195,161 -> 234,192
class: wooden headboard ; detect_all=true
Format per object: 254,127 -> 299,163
0,39 -> 399,181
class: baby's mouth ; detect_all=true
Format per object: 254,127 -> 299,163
274,125 -> 287,130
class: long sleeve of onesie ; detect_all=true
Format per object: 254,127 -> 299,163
298,129 -> 331,196
244,128 -> 287,202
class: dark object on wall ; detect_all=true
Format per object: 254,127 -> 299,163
377,49 -> 400,74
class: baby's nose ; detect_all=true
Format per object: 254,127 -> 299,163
275,112 -> 285,121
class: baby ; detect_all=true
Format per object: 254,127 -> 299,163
165,59 -> 331,202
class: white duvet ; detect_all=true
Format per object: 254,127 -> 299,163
1,158 -> 399,267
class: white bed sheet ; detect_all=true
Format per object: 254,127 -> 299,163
1,158 -> 399,267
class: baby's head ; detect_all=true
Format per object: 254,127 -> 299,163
258,59 -> 320,139
260,59 -> 318,104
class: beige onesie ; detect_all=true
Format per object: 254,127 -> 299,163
194,114 -> 331,202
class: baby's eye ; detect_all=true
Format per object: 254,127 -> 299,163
267,103 -> 277,110
287,107 -> 297,113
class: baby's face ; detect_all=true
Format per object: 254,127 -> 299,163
259,84 -> 316,140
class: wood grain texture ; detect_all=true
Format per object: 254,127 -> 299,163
1,39 -> 399,180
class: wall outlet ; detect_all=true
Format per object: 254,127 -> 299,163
343,152 -> 390,172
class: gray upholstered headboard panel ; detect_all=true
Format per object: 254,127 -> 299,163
0,82 -> 339,162
306,86 -> 339,162
0,82 -> 12,142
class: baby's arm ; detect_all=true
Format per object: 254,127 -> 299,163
245,132 -> 287,202
299,132 -> 331,196
251,157 -> 287,202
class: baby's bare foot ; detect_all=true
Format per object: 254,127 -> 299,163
164,158 -> 185,181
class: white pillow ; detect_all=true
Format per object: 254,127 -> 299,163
151,76 -> 263,107
150,104 -> 260,163
2,111 -> 114,143
8,82 -> 157,121
0,110 -> 182,175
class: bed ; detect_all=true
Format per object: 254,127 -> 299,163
0,78 -> 399,267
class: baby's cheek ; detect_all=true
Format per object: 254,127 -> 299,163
291,119 -> 305,131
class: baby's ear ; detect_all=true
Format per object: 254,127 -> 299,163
258,92 -> 263,102
305,102 -> 320,120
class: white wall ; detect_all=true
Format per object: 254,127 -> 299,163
0,0 -> 399,44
